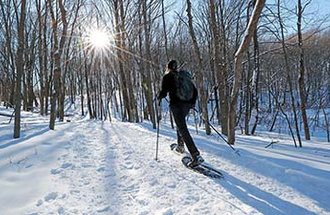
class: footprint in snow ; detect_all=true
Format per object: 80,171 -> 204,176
58,207 -> 65,214
123,150 -> 133,156
61,163 -> 73,169
36,199 -> 43,206
165,181 -> 176,188
25,164 -> 33,168
124,161 -> 134,169
81,163 -> 93,168
148,177 -> 159,186
44,192 -> 58,202
97,167 -> 106,172
51,168 -> 62,175
105,171 -> 116,177
97,205 -> 110,213
59,153 -> 69,160
70,190 -> 80,195
161,208 -> 174,215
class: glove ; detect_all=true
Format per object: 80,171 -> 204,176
157,94 -> 162,106
190,102 -> 196,109
157,112 -> 162,122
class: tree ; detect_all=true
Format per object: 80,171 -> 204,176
48,0 -> 68,130
141,0 -> 157,128
297,0 -> 311,140
186,0 -> 211,135
277,0 -> 302,147
228,0 -> 265,144
208,0 -> 229,135
13,0 -> 27,138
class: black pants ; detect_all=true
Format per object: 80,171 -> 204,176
170,103 -> 200,158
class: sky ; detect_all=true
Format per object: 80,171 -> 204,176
171,0 -> 330,16
168,0 -> 330,34
307,0 -> 330,16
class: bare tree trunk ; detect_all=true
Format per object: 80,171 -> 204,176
243,1 -> 254,135
270,90 -> 298,147
137,5 -> 147,121
113,0 -> 132,121
297,0 -> 311,140
26,30 -> 37,112
160,0 -> 174,129
322,107 -> 330,142
22,69 -> 28,111
228,0 -> 265,145
84,51 -> 93,118
59,0 -> 81,121
209,0 -> 227,134
36,0 -> 44,115
218,0 -> 229,135
277,0 -> 302,147
186,0 -> 211,135
42,3 -> 49,115
48,0 -> 58,130
121,2 -> 138,122
48,0 -> 67,130
161,0 -> 169,60
13,0 -> 26,138
57,0 -> 68,122
142,0 -> 156,128
251,25 -> 261,135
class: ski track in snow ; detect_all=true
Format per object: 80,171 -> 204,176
1,113 -> 330,214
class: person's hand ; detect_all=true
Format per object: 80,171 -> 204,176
157,90 -> 164,105
190,102 -> 195,108
157,113 -> 162,122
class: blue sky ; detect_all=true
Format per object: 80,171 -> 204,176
307,0 -> 330,16
169,0 -> 330,32
170,0 -> 330,17
272,0 -> 330,31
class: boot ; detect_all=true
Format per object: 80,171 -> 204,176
188,155 -> 204,167
175,144 -> 185,154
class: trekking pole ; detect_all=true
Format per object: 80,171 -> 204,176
155,97 -> 161,161
193,108 -> 240,156
156,116 -> 160,161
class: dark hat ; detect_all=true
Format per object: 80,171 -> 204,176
167,60 -> 177,70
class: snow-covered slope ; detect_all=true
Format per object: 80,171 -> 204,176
0,109 -> 330,214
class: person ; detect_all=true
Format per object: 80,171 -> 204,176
158,60 -> 204,167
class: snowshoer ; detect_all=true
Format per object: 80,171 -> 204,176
158,59 -> 204,167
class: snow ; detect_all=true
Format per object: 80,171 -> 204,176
1,106 -> 330,214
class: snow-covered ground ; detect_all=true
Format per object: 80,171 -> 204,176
1,106 -> 330,215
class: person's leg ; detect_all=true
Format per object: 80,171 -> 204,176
171,104 -> 200,158
174,129 -> 185,153
176,129 -> 184,146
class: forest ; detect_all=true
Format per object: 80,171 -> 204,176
0,0 -> 329,145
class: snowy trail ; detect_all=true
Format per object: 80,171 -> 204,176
104,121 -> 247,214
1,116 -> 330,214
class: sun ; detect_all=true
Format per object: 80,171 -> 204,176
88,29 -> 109,49
84,27 -> 113,54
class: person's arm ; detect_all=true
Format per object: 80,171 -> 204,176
158,74 -> 169,100
190,85 -> 198,107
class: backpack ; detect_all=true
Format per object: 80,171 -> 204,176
173,70 -> 196,102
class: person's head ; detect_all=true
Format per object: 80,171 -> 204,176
167,60 -> 178,71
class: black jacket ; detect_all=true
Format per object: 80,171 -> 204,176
158,70 -> 197,106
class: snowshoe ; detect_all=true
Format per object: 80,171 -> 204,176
187,155 -> 204,167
